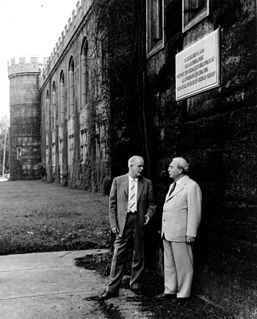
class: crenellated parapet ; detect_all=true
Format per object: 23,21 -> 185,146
8,56 -> 45,78
40,0 -> 92,85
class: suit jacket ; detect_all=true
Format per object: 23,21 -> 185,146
161,175 -> 202,242
109,174 -> 156,238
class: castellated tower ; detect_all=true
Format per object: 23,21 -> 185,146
8,56 -> 43,180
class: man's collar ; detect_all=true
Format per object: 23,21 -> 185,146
128,175 -> 138,181
175,175 -> 187,185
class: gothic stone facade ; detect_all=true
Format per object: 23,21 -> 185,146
40,0 -> 110,191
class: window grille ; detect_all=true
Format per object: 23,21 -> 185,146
146,0 -> 165,58
182,0 -> 209,32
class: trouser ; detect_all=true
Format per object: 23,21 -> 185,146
107,213 -> 144,293
163,239 -> 193,298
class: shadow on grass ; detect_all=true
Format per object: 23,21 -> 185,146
84,296 -> 124,319
75,253 -> 236,319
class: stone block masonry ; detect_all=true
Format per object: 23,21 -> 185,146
8,57 -> 44,180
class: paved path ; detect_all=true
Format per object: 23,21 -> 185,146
0,250 -> 153,319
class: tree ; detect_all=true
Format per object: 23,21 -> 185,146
0,116 -> 9,175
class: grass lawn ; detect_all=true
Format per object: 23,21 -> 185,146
0,180 -> 239,318
0,180 -> 110,255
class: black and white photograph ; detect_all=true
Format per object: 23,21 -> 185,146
0,0 -> 256,318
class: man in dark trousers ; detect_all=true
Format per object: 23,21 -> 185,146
99,155 -> 156,300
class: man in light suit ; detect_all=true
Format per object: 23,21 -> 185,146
155,157 -> 202,303
99,155 -> 156,300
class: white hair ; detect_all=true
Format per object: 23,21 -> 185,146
128,155 -> 144,167
172,157 -> 190,174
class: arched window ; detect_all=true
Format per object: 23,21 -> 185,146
46,90 -> 50,129
52,82 -> 57,128
81,38 -> 89,108
45,90 -> 50,165
59,71 -> 65,123
68,57 -> 75,116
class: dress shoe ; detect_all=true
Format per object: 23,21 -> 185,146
99,290 -> 119,300
154,292 -> 176,300
130,287 -> 143,295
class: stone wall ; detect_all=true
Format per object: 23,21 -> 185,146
145,0 -> 257,316
8,57 -> 42,180
40,0 -> 110,191
105,0 -> 149,177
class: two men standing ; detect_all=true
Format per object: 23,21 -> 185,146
100,155 -> 202,302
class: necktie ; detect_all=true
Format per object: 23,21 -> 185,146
168,182 -> 176,197
129,179 -> 136,212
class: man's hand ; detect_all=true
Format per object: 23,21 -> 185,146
186,235 -> 195,244
111,227 -> 119,235
144,214 -> 150,225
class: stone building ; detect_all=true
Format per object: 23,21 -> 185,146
40,0 -> 110,191
8,0 -> 256,316
8,0 -> 141,188
145,0 -> 256,317
39,0 -> 145,190
8,56 -> 43,180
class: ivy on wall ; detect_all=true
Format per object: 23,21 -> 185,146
92,0 -> 151,178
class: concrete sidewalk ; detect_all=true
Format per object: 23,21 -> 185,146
0,250 -> 151,319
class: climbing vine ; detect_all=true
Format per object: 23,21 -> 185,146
92,0 -> 149,177
69,0 -> 149,191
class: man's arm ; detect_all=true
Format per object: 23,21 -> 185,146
186,182 -> 202,240
145,180 -> 156,224
109,178 -> 119,233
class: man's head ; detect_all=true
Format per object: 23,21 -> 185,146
168,157 -> 189,181
128,156 -> 144,178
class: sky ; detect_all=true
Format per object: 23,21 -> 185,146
0,0 -> 79,121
